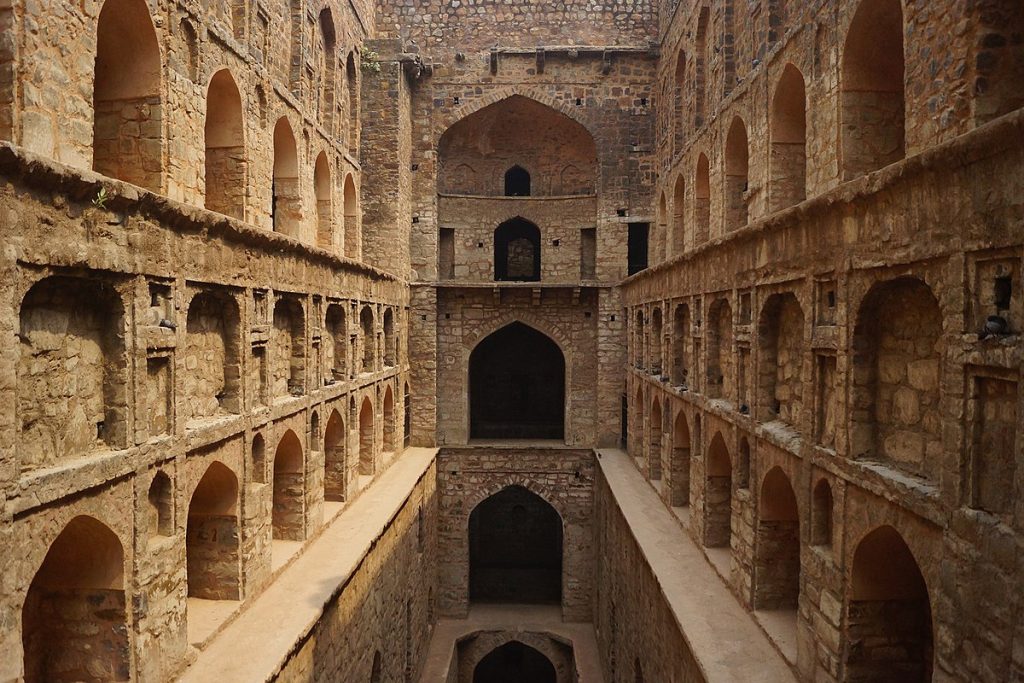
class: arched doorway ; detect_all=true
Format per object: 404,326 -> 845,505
205,69 -> 245,219
186,462 -> 240,600
754,467 -> 801,610
469,486 -> 562,604
358,396 -> 374,475
704,432 -> 732,548
383,385 -> 395,454
324,409 -> 346,501
272,430 -> 304,540
23,516 -> 129,682
504,165 -> 531,196
92,0 -> 162,191
469,322 -> 565,440
845,526 -> 933,682
272,117 -> 301,237
473,641 -> 557,683
494,218 -> 541,281
671,411 -> 691,506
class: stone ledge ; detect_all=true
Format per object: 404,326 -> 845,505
596,447 -> 797,683
178,447 -> 439,683
623,107 -> 1024,290
0,142 -> 398,283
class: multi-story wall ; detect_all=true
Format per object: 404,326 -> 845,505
0,1 -> 415,680
623,1 -> 1024,681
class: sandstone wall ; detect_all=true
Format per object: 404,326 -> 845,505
274,460 -> 438,683
625,0 -> 1024,675
436,448 -> 595,623
592,467 -> 704,683
0,138 -> 410,680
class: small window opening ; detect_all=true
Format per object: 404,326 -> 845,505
995,276 -> 1012,311
627,222 -> 649,276
504,166 -> 531,196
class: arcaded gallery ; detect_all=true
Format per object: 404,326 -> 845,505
0,0 -> 1021,681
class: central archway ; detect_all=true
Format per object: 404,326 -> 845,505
469,485 -> 562,604
472,641 -> 557,683
469,322 -> 565,440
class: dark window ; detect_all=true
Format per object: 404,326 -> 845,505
494,218 -> 541,281
469,485 -> 562,604
470,322 -> 564,439
473,641 -> 557,683
504,165 -> 531,196
628,222 -> 649,275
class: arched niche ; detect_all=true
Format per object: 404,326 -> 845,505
23,516 -> 129,683
469,485 -> 563,604
469,322 -> 565,440
438,95 -> 597,196
494,217 -> 541,282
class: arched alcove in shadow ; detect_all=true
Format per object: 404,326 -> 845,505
469,485 -> 562,604
472,641 -> 557,683
469,322 -> 565,440
494,218 -> 541,282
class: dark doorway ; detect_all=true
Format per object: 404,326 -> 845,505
627,222 -> 649,275
469,322 -> 564,439
504,165 -> 531,196
469,486 -> 562,604
494,218 -> 541,281
473,641 -> 556,683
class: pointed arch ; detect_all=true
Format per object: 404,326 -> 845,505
205,69 -> 245,218
187,461 -> 240,599
346,52 -> 359,150
671,411 -> 691,506
841,0 -> 905,178
383,385 -> 396,454
655,192 -> 668,264
473,641 -> 557,682
469,322 -> 565,440
437,94 -> 597,197
343,173 -> 358,259
469,485 -> 563,604
272,117 -> 301,237
358,396 -> 375,475
92,0 -> 163,191
314,151 -> 333,248
770,64 -> 807,210
359,305 -> 375,372
324,409 -> 346,501
272,429 -> 305,540
754,467 -> 801,610
649,396 -> 663,481
23,516 -> 128,682
851,277 -> 942,480
672,174 -> 686,256
494,217 -> 541,282
705,432 -> 732,548
695,152 -> 711,244
504,165 -> 531,196
673,51 -> 687,153
650,306 -> 664,374
724,116 -> 749,232
757,292 -> 805,424
846,526 -> 933,681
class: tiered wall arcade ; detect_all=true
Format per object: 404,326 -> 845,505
0,0 -> 417,680
623,0 -> 1024,681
